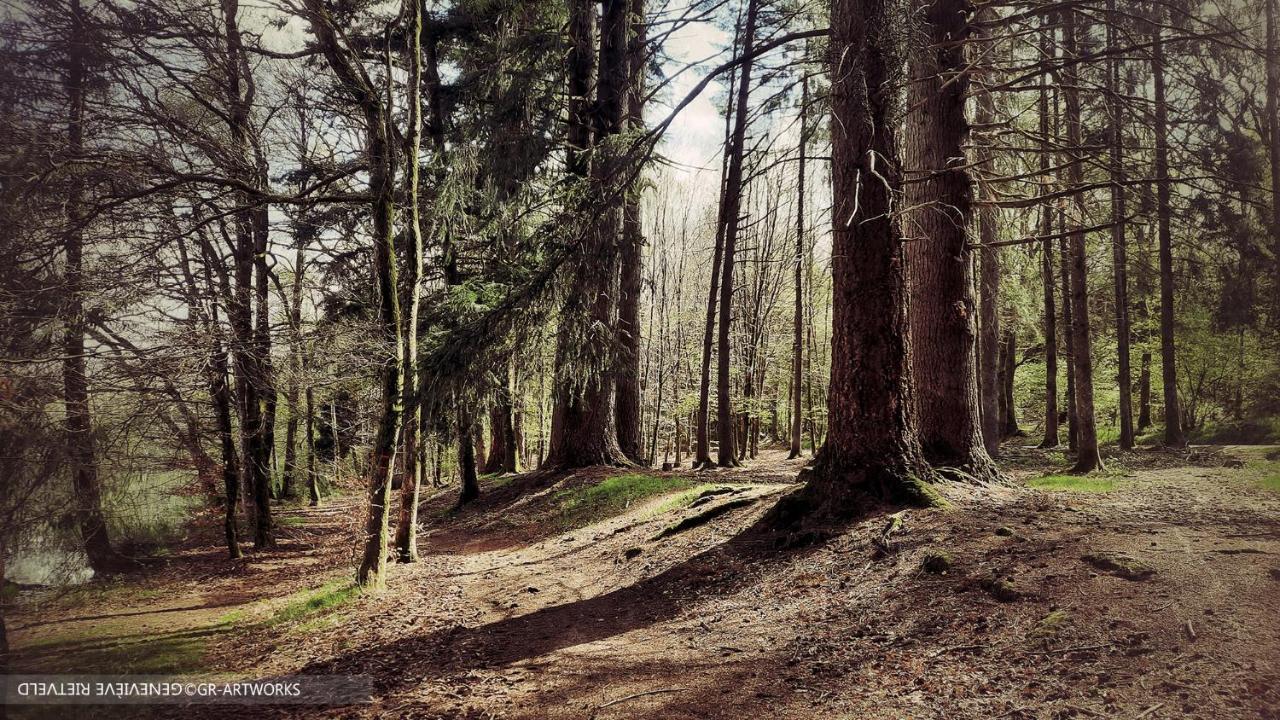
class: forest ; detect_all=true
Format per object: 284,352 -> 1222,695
1,0 -> 1279,716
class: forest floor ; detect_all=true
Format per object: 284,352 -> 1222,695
7,444 -> 1280,719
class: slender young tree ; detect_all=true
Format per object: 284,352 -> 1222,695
1151,13 -> 1185,447
714,0 -> 760,468
693,39 -> 740,469
395,0 -> 426,564
305,0 -> 405,589
1106,0 -> 1135,450
1037,18 -> 1060,450
788,76 -> 808,460
1267,0 -> 1280,327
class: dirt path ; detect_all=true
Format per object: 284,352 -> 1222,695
9,447 -> 1280,719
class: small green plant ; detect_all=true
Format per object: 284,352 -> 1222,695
272,580 -> 362,625
1028,475 -> 1116,493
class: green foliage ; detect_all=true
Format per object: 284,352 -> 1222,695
1028,475 -> 1116,492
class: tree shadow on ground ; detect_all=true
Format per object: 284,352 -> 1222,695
293,497 -> 862,702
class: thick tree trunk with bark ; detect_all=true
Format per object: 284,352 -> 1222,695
483,363 -> 519,474
714,0 -> 759,468
306,385 -> 320,505
1063,9 -> 1103,472
905,0 -> 1000,482
547,0 -> 631,468
786,0 -> 940,522
1151,19 -> 1185,447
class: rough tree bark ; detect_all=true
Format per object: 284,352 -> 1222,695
905,0 -> 1001,482
714,0 -> 760,468
784,0 -> 941,522
1151,17 -> 1185,447
615,0 -> 646,464
546,0 -> 631,468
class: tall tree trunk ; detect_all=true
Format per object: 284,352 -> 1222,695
1151,17 -> 1185,447
219,0 -> 275,549
1063,8 -> 1103,472
1037,19 -> 1060,449
307,1 -> 405,589
547,0 -> 631,468
1106,0 -> 1135,450
788,77 -> 808,460
1267,0 -> 1280,328
281,212 -> 309,499
62,0 -> 118,573
694,28 -> 741,469
905,0 -> 1000,481
976,200 -> 1002,455
788,0 -> 940,520
395,0 -> 426,564
715,0 -> 760,469
615,0 -> 647,463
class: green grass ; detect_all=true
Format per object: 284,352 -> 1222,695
1028,474 -> 1117,493
1259,474 -> 1280,493
556,473 -> 695,525
271,579 -> 362,625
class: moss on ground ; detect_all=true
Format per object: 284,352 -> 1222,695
272,579 -> 362,625
556,473 -> 696,526
1029,475 -> 1117,493
1028,609 -> 1071,642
